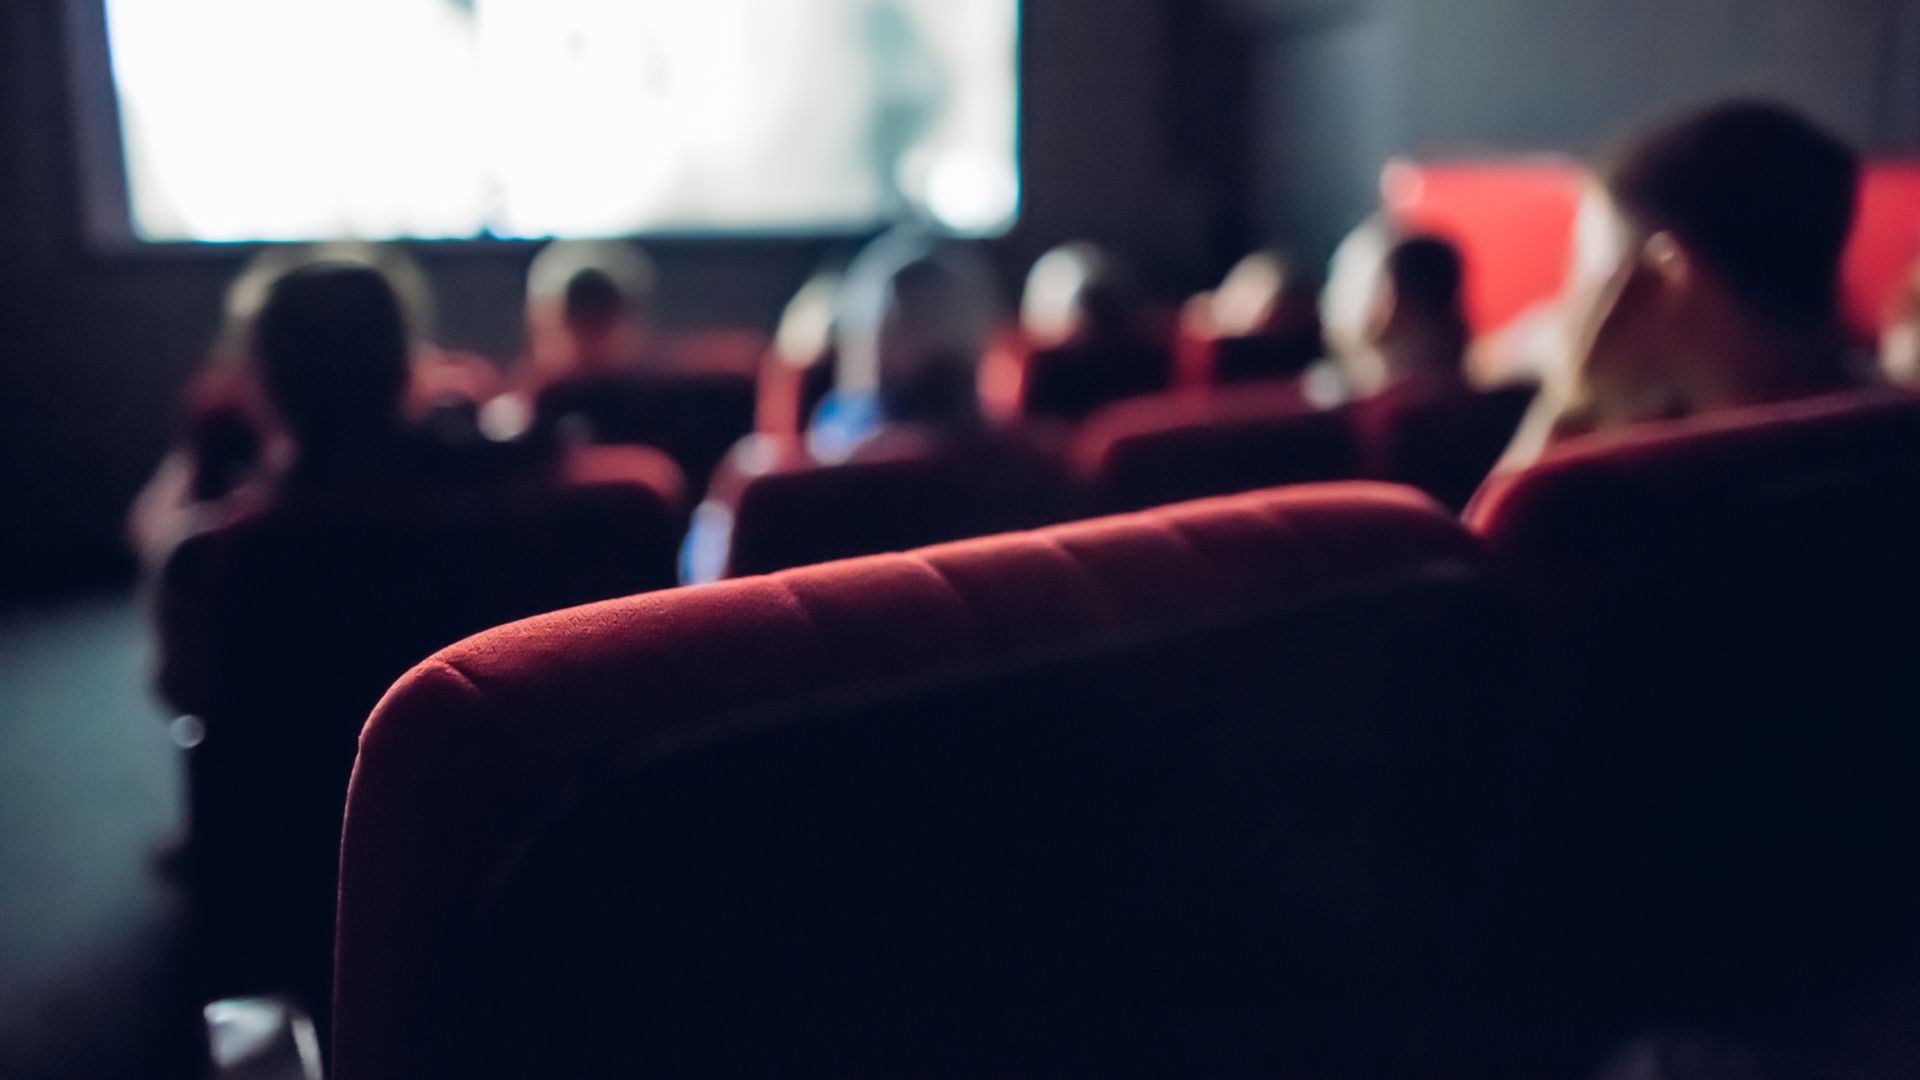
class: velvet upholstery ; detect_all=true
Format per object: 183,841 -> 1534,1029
711,428 -> 1076,579
155,444 -> 684,1011
333,482 -> 1537,1078
1468,389 -> 1920,1034
1073,381 -> 1358,512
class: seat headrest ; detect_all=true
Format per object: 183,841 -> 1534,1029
334,481 -> 1481,1078
1468,389 -> 1920,555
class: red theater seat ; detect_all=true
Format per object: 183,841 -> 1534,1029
155,445 -> 685,1010
707,430 -> 1074,579
1073,381 -> 1358,511
1468,389 -> 1920,1024
533,370 -> 756,495
1355,384 -> 1536,511
333,483 -> 1535,1079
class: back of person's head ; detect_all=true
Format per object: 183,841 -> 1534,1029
1213,249 -> 1321,342
215,246 -> 313,364
1551,100 -> 1863,429
775,271 -> 844,369
526,241 -> 658,376
1322,217 -> 1398,362
528,240 -> 657,333
837,229 -> 1000,427
1600,99 -> 1859,329
1021,242 -> 1138,348
315,242 -> 438,342
255,262 -> 412,451
1371,233 -> 1470,378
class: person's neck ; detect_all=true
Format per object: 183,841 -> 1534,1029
1376,334 -> 1466,394
1683,321 -> 1858,414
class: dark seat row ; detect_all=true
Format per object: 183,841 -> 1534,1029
333,388 -> 1920,1078
158,375 -> 1525,1006
707,380 -> 1533,579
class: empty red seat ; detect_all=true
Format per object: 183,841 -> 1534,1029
1073,381 -> 1358,512
1354,383 -> 1535,510
155,445 -> 684,1010
334,483 -> 1534,1078
702,430 -> 1074,579
533,370 -> 756,495
1467,389 -> 1920,1027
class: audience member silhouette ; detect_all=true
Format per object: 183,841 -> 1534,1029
1503,100 -> 1876,467
1363,234 -> 1474,401
1200,248 -> 1326,383
525,239 -> 660,384
1008,241 -> 1169,421
682,230 -> 1061,582
806,229 -> 1003,460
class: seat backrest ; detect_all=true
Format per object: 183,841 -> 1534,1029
334,482 -> 1536,1079
1018,339 -> 1172,422
1073,381 -> 1358,512
1467,390 -> 1920,1017
156,445 -> 684,1007
1206,333 -> 1324,384
1356,384 -> 1535,511
719,431 -> 1074,578
534,370 -> 756,495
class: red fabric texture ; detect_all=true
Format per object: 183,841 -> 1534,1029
332,481 -> 1482,1079
1072,380 -> 1358,511
1467,388 -> 1920,545
716,429 -> 1074,578
1461,388 -> 1920,1008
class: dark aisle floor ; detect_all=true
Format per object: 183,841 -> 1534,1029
0,592 -> 206,1080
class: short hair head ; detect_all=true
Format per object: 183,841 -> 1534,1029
837,229 -> 1000,425
1600,100 -> 1859,327
527,240 -> 657,334
1022,241 -> 1136,346
1375,232 -> 1470,375
254,262 -> 412,446
1382,233 -> 1465,319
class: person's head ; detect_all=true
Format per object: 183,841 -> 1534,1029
837,229 -> 1000,427
1366,233 -> 1470,382
1212,249 -> 1321,343
1321,217 -> 1398,364
1881,259 -> 1920,386
1566,100 -> 1861,417
254,262 -> 412,453
1020,242 -> 1138,349
526,240 -> 658,376
774,271 -> 844,369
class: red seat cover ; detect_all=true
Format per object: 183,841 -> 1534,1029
333,483 -> 1535,1078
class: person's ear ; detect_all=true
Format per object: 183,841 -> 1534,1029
1642,231 -> 1694,305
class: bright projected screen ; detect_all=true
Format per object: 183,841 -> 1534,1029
99,0 -> 1019,242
